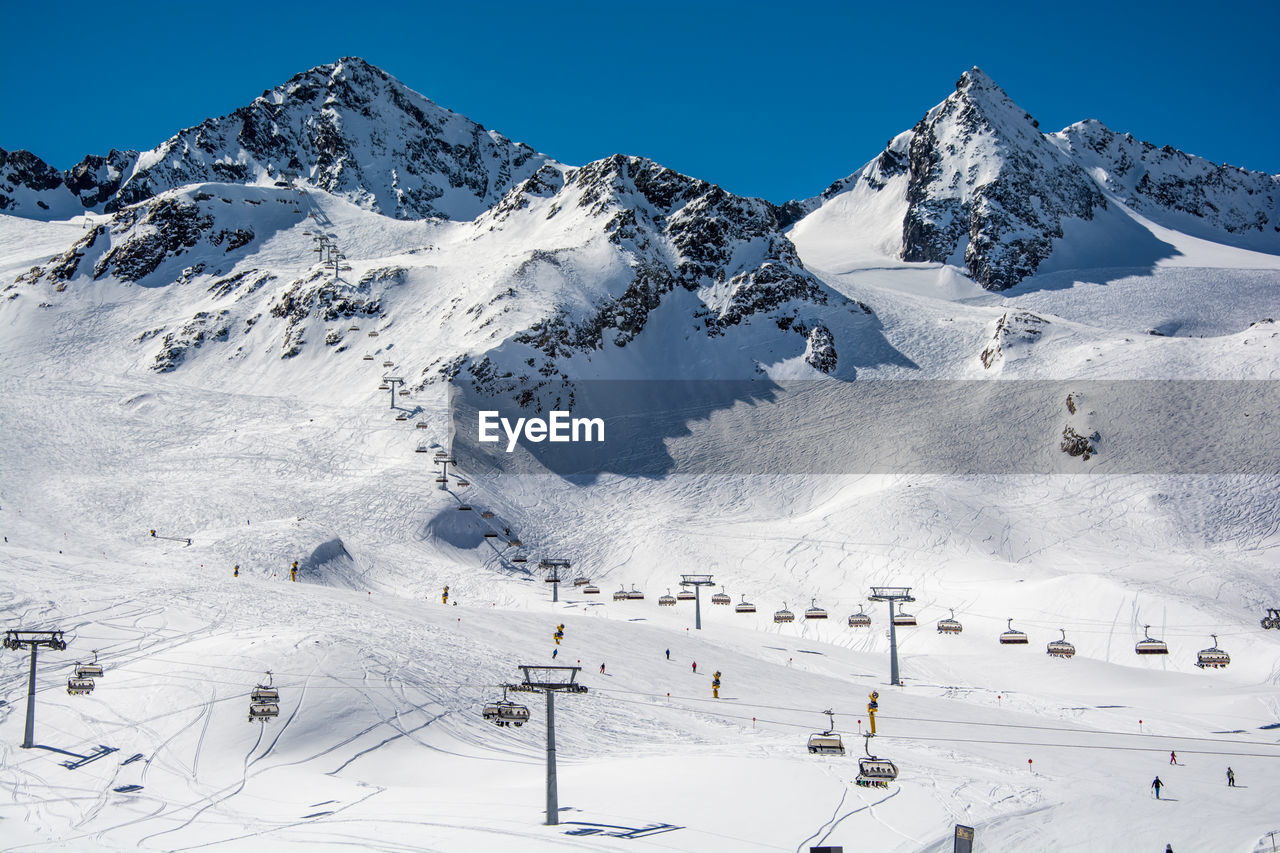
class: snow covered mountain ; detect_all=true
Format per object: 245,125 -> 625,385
1,57 -> 549,222
794,67 -> 1279,290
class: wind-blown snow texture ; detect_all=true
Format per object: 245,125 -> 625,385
2,59 -> 1279,853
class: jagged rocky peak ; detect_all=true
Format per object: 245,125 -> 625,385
900,67 -> 1106,290
3,57 -> 551,222
1049,119 -> 1280,249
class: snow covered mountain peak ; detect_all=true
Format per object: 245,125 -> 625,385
1,57 -> 552,223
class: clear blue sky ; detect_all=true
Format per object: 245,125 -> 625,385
3,0 -> 1276,203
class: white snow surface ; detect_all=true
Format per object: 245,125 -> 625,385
2,110 -> 1280,853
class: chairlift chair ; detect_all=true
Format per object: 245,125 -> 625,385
613,587 -> 629,602
855,733 -> 899,787
248,702 -> 279,722
481,511 -> 495,519
75,650 -> 104,678
511,553 -> 528,563
67,676 -> 96,695
774,603 -> 795,624
368,331 -> 379,337
735,596 -> 757,614
999,618 -> 1029,645
848,605 -> 871,628
395,413 -> 408,421
349,325 -> 360,331
482,687 -> 530,727
1195,634 -> 1230,669
382,360 -> 394,367
1046,628 -> 1076,658
378,383 -> 390,391
806,710 -> 845,755
362,354 -> 374,360
416,422 -> 429,429
892,609 -> 917,627
711,586 -> 731,605
457,504 -> 472,511
434,476 -> 448,483
573,576 -> 591,587
484,531 -> 499,539
804,598 -> 828,620
676,589 -> 696,601
508,538 -> 522,547
659,589 -> 678,606
583,584 -> 600,594
455,479 -> 470,487
936,609 -> 963,634
627,586 -> 645,600
1135,624 -> 1169,655
416,444 -> 429,453
251,672 -> 279,703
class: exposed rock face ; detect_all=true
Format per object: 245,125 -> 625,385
980,310 -> 1048,369
1050,119 -> 1280,249
899,69 -> 1107,290
3,58 -> 549,221
152,310 -> 231,372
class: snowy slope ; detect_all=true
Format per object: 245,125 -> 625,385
2,59 -> 1280,853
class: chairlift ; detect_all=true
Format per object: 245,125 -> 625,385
251,672 -> 279,703
457,504 -> 472,511
676,589 -> 696,602
936,609 -> 963,634
1046,628 -> 1076,658
400,390 -> 411,397
1000,618 -> 1029,645
455,479 -> 470,487
855,733 -> 898,787
249,702 -> 279,722
433,450 -> 450,460
627,586 -> 645,601
508,538 -> 522,547
378,383 -> 390,391
362,354 -> 374,360
67,676 -> 96,695
416,422 -> 429,429
482,687 -> 530,727
735,596 -> 757,614
892,609 -> 917,627
416,444 -> 429,453
75,650 -> 104,678
848,605 -> 871,628
484,531 -> 499,539
659,589 -> 678,606
774,603 -> 795,624
806,710 -> 844,755
434,476 -> 448,483
382,360 -> 394,367
613,586 -> 629,602
368,331 -> 379,337
512,553 -> 528,564
804,598 -> 828,620
481,511 -> 495,519
711,586 -> 731,605
1135,624 -> 1168,655
573,576 -> 591,587
1195,634 -> 1230,669
349,325 -> 360,331
583,584 -> 600,594
395,413 -> 408,421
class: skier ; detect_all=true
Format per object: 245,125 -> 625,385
1227,766 -> 1236,787
1165,845 -> 1173,853
692,661 -> 697,674
234,564 -> 239,578
599,663 -> 606,674
290,561 -> 299,582
554,624 -> 565,645
552,648 -> 558,659
442,585 -> 449,604
1169,750 -> 1177,765
665,649 -> 670,660
712,670 -> 721,699
1151,776 -> 1164,799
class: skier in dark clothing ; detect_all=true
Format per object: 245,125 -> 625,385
1227,767 -> 1236,787
691,661 -> 697,673
1151,776 -> 1164,799
665,649 -> 670,660
599,663 -> 605,674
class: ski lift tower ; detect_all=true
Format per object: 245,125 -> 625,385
3,629 -> 67,748
433,450 -> 455,491
868,587 -> 915,686
310,233 -> 331,267
512,665 -> 587,826
680,574 -> 716,630
539,559 -> 571,602
382,375 -> 404,409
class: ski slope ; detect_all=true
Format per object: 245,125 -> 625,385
2,166 -> 1280,852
